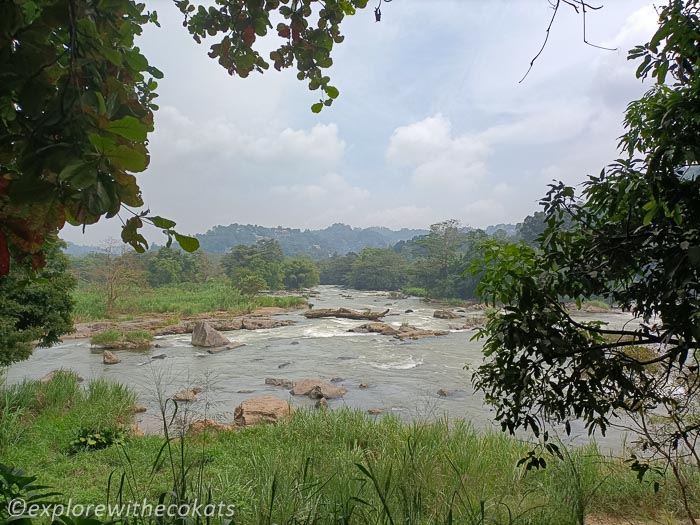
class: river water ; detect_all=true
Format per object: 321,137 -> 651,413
6,285 -> 635,452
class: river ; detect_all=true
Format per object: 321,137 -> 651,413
5,285 -> 634,452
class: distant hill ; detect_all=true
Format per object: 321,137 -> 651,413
195,223 -> 429,258
484,223 -> 517,237
62,241 -> 104,257
62,222 -> 520,259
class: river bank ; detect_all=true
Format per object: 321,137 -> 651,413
0,371 -> 695,525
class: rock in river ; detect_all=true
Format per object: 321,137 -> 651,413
233,396 -> 292,426
172,387 -> 203,402
191,321 -> 230,348
433,310 -> 461,320
265,377 -> 294,388
291,378 -> 347,399
103,350 -> 121,365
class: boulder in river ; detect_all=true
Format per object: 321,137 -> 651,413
172,387 -> 203,402
265,377 -> 294,388
103,350 -> 121,365
316,397 -> 329,409
349,323 -> 448,340
395,325 -> 449,340
191,321 -> 230,348
433,310 -> 461,319
368,408 -> 384,415
349,323 -> 399,336
233,396 -> 292,426
437,388 -> 450,397
462,316 -> 486,330
292,378 -> 347,399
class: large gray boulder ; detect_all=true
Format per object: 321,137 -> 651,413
191,321 -> 230,347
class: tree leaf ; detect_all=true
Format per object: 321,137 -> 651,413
174,233 -> 199,252
105,116 -> 149,142
149,216 -> 177,229
326,86 -> 339,99
106,146 -> 149,172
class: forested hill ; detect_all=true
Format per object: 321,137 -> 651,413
195,223 -> 429,258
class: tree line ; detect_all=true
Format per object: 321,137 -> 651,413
0,213 -> 543,365
319,218 -> 545,297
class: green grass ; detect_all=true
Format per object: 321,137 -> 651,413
90,329 -> 154,349
583,299 -> 612,311
0,371 -> 136,457
402,287 -> 428,298
1,375 -> 698,524
73,279 -> 307,322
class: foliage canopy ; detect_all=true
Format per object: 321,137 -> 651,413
471,0 -> 700,483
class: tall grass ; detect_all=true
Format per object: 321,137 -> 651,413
2,375 -> 698,525
0,371 -> 135,456
73,279 -> 307,322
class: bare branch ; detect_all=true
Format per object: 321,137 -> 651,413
520,0 -> 615,83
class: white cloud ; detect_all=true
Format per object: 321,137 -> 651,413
152,107 -> 345,171
480,102 -> 593,145
386,114 -> 489,188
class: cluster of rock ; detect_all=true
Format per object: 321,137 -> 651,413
265,377 -> 347,399
349,323 -> 448,340
181,396 -> 294,435
155,317 -> 294,337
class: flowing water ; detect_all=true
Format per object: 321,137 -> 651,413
6,285 -> 635,452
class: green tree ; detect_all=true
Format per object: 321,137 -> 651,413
409,221 -> 487,299
0,239 -> 75,366
283,256 -> 320,289
471,4 -> 700,518
75,239 -> 147,313
318,253 -> 357,285
146,247 -> 198,287
349,248 -> 408,291
232,270 -> 267,296
0,0 -> 199,274
221,239 -> 285,291
515,211 -> 547,246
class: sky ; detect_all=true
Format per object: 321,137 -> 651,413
60,0 -> 660,245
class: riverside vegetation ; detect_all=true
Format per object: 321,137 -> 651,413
1,371 -> 699,525
3,1 -> 700,524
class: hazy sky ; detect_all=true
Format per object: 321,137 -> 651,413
61,0 -> 659,245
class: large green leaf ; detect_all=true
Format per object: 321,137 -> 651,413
107,146 -> 148,172
106,116 -> 149,142
174,233 -> 199,252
